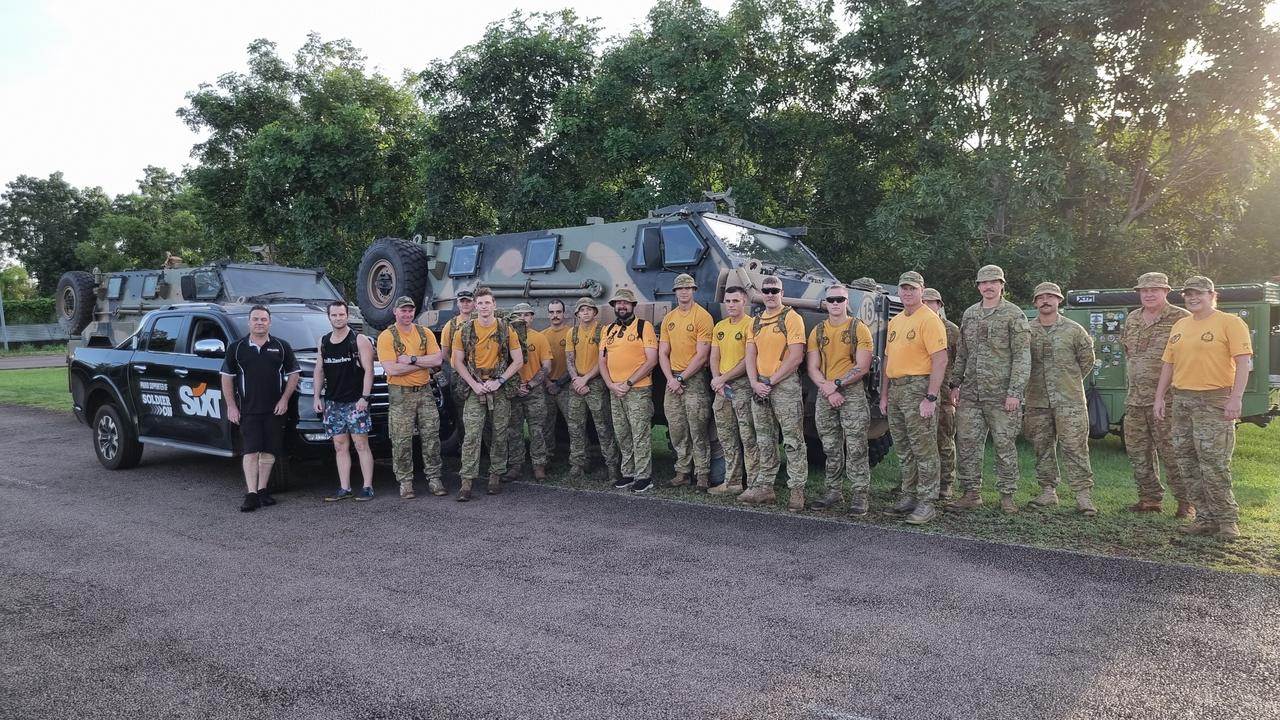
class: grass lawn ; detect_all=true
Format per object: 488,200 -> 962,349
5,364 -> 1277,574
0,342 -> 67,357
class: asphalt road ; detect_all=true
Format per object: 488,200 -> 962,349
0,352 -> 65,370
2,405 -> 1277,720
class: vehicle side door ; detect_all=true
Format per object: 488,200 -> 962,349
129,313 -> 189,439
172,314 -> 237,450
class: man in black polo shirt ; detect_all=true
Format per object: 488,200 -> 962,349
220,305 -> 301,512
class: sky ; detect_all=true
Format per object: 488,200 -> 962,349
0,0 -> 735,198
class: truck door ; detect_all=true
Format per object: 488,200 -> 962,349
172,315 -> 237,451
130,313 -> 189,439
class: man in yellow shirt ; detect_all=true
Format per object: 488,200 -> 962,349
806,283 -> 874,515
506,303 -> 552,482
879,271 -> 949,524
566,297 -> 621,482
740,275 -> 809,511
375,296 -> 444,499
541,299 -> 572,457
451,288 -> 524,500
438,288 -> 475,417
658,273 -> 715,490
709,286 -> 757,496
600,288 -> 659,492
1154,276 -> 1253,541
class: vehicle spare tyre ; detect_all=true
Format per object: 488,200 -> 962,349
355,237 -> 429,330
56,270 -> 96,335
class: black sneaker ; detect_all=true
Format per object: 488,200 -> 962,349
613,476 -> 635,489
240,492 -> 260,512
325,488 -> 354,502
355,487 -> 375,502
630,477 -> 653,494
257,491 -> 277,507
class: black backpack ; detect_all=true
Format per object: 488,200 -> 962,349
1086,383 -> 1110,440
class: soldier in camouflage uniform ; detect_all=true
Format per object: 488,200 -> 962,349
599,289 -> 659,492
566,297 -> 622,482
451,287 -> 524,501
375,296 -> 445,499
506,303 -> 551,482
439,289 -> 475,416
1022,282 -> 1098,516
541,299 -> 572,459
708,285 -> 757,495
879,272 -> 950,524
948,264 -> 1031,514
739,275 -> 809,512
923,288 -> 960,499
659,273 -> 715,490
1120,272 -> 1193,516
1155,276 -> 1253,542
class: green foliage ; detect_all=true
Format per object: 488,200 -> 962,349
0,297 -> 55,324
0,263 -> 35,300
0,173 -> 109,293
76,166 -> 206,272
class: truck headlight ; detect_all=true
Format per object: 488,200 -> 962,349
298,378 -> 314,395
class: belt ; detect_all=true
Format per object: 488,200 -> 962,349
888,375 -> 928,385
391,383 -> 430,393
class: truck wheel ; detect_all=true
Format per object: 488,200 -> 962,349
356,238 -> 429,330
868,432 -> 893,468
56,271 -> 96,335
93,403 -> 143,470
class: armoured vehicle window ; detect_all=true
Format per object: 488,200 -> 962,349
145,316 -> 184,353
660,224 -> 705,267
220,266 -> 342,302
702,217 -> 833,281
449,244 -> 481,277
142,275 -> 160,299
522,236 -> 559,273
107,276 -> 126,300
191,270 -> 221,301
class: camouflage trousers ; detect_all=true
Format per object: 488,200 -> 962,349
507,385 -> 548,472
1170,388 -> 1238,525
713,377 -> 758,488
1022,404 -> 1094,492
388,384 -> 442,491
1124,403 -> 1189,504
749,374 -> 807,490
460,382 -> 512,482
542,381 -> 572,460
665,368 -> 712,476
887,376 -> 940,501
567,377 -> 620,475
957,400 -> 1022,495
610,386 -> 654,480
815,384 -> 871,494
937,400 -> 957,489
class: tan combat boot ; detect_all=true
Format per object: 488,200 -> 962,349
1175,501 -> 1196,519
738,486 -> 775,505
848,492 -> 869,517
457,478 -> 473,502
503,466 -> 522,483
1075,489 -> 1097,517
488,473 -> 502,495
669,472 -> 690,488
533,465 -> 547,481
399,481 -> 416,500
695,474 -> 710,493
1028,487 -> 1059,508
950,489 -> 983,510
788,488 -> 806,512
1177,519 -> 1218,536
809,490 -> 843,511
1216,522 -> 1240,542
1127,499 -> 1162,513
428,480 -> 447,497
708,478 -> 741,496
999,494 -> 1018,514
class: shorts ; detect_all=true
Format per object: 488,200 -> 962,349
241,413 -> 285,455
323,400 -> 372,437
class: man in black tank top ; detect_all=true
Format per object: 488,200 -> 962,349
313,301 -> 376,501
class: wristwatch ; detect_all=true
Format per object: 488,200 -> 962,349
924,393 -> 938,402
625,378 -> 635,387
409,355 -> 417,365
833,378 -> 844,389
361,395 -> 371,402
674,373 -> 684,384
760,378 -> 772,387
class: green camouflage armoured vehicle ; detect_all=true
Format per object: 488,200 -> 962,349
1063,281 -> 1280,433
354,194 -> 899,464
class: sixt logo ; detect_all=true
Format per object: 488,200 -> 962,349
179,382 -> 222,419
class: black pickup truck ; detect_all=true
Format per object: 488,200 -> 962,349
67,303 -> 401,471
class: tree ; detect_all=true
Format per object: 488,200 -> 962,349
76,167 -> 206,272
0,263 -> 35,300
0,173 -> 109,293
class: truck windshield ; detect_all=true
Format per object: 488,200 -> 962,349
701,217 -> 834,281
231,312 -> 334,353
221,267 -> 341,302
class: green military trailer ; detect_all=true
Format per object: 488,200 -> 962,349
354,194 -> 898,464
1062,281 -> 1280,432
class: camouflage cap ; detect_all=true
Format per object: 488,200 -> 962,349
1032,281 -> 1064,300
394,296 -> 416,308
976,264 -> 1006,283
672,273 -> 697,290
922,288 -> 944,304
1133,272 -> 1171,290
510,302 -> 535,315
574,296 -> 598,312
897,271 -> 925,289
609,288 -> 639,305
1182,275 -> 1215,293
456,288 -> 475,299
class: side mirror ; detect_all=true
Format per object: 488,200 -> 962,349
180,275 -> 196,301
193,338 -> 225,358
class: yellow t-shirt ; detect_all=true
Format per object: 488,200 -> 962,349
519,328 -> 551,384
660,303 -> 714,372
807,318 -> 874,381
543,325 -> 570,380
711,316 -> 750,375
603,319 -> 658,387
746,307 -> 806,378
885,305 -> 948,379
1161,311 -> 1253,390
438,315 -> 469,355
450,320 -> 521,372
376,324 -> 439,386
570,321 -> 604,376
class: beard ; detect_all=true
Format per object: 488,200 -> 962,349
614,308 -> 633,323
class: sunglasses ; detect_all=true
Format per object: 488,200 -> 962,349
761,287 -> 782,295
824,296 -> 847,304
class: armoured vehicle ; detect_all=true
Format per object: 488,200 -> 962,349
1062,281 -> 1280,432
355,194 -> 899,464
